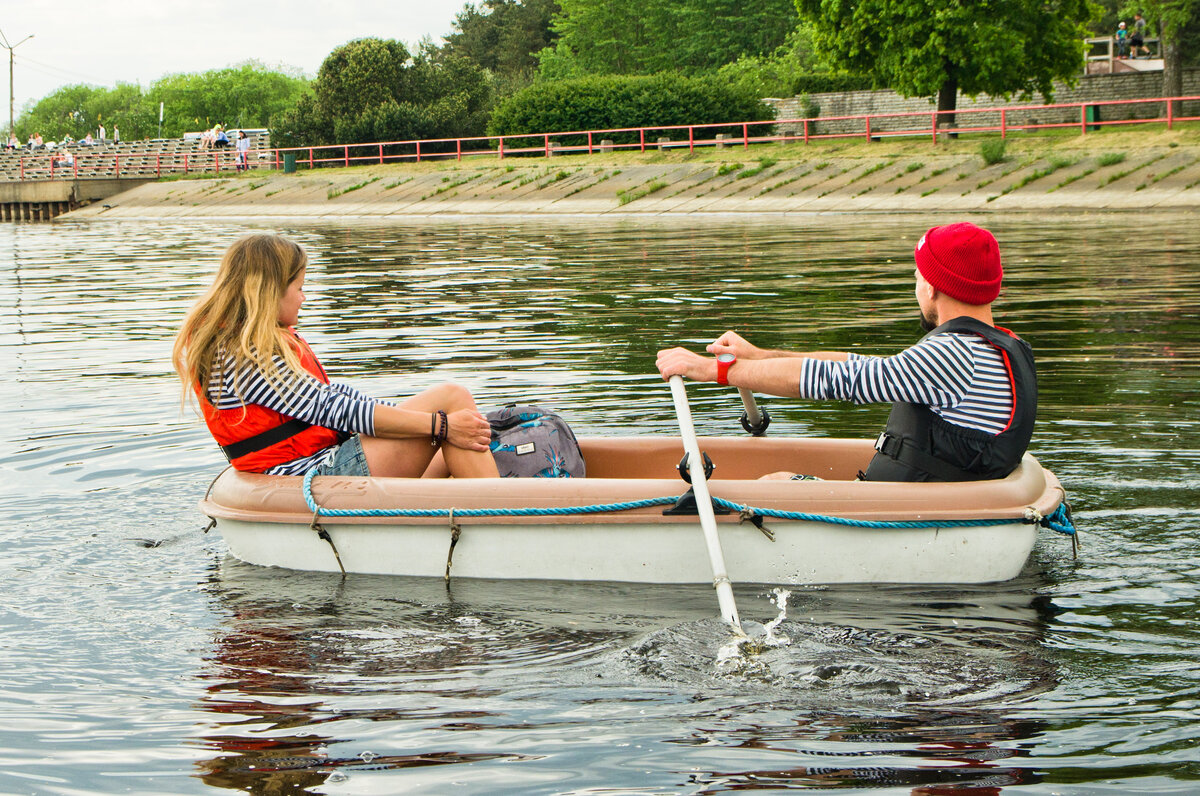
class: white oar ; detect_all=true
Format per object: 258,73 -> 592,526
737,387 -> 766,433
668,375 -> 744,634
738,388 -> 763,426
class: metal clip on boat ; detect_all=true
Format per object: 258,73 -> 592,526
664,451 -> 730,516
737,387 -> 770,436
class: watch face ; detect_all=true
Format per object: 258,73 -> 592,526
717,353 -> 736,363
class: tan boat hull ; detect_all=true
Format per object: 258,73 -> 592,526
200,436 -> 1065,584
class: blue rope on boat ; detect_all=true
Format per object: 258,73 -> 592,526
1040,503 -> 1077,536
301,468 -> 676,518
301,469 -> 1075,534
710,497 -> 1013,529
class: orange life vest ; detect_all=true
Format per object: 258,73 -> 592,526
198,330 -> 345,472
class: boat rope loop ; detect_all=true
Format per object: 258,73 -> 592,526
444,508 -> 461,583
300,469 -> 1074,533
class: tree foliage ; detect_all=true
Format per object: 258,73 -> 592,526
794,0 -> 1098,114
442,0 -> 559,89
487,72 -> 773,141
271,38 -> 492,148
15,63 -> 308,141
1127,0 -> 1200,99
149,62 -> 309,133
536,0 -> 799,77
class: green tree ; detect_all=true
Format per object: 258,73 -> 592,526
148,61 -> 310,135
536,0 -> 799,77
794,0 -> 1097,122
1128,1 -> 1200,102
442,0 -> 559,90
16,82 -> 155,141
271,38 -> 492,148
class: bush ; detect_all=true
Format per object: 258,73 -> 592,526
487,73 -> 773,146
980,138 -> 1007,165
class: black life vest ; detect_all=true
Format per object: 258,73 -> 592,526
861,317 -> 1037,482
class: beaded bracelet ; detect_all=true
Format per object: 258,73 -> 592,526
431,410 -> 449,446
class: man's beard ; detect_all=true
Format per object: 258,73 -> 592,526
919,309 -> 938,332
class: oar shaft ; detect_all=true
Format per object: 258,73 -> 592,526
738,387 -> 763,427
669,376 -> 742,630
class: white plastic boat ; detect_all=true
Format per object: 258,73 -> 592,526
200,435 -> 1069,586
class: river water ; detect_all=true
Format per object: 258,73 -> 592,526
2,214 -> 1199,794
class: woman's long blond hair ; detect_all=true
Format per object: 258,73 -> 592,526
173,234 -> 309,406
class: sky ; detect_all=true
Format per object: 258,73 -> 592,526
1,0 -> 470,116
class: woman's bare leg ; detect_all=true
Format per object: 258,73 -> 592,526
359,383 -> 498,478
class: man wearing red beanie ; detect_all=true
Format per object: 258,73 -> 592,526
656,222 -> 1037,482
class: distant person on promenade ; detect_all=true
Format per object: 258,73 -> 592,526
82,133 -> 95,146
213,125 -> 230,148
98,124 -> 107,145
1115,21 -> 1129,58
235,130 -> 251,170
1131,13 -> 1149,58
173,234 -> 498,479
113,125 -> 120,144
656,222 -> 1037,482
7,132 -> 19,149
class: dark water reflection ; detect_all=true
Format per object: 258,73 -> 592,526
2,215 -> 1199,793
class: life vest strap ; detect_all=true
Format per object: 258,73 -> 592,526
220,417 -> 312,461
874,431 -> 979,482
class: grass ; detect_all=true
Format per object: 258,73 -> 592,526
735,156 -> 779,179
421,173 -> 480,199
617,179 -> 668,205
327,176 -> 380,199
1098,151 -> 1127,167
1099,152 -> 1169,186
997,155 -> 1078,196
563,169 -> 620,197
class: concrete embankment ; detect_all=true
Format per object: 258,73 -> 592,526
64,131 -> 1200,220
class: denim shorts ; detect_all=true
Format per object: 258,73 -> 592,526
313,435 -> 371,477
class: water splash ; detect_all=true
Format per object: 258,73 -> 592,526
716,588 -> 794,673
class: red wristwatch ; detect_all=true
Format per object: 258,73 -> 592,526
716,353 -> 736,385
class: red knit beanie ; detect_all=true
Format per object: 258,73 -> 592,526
913,222 -> 1002,305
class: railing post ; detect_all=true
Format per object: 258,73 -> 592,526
184,153 -> 189,174
1001,109 -> 1007,139
932,112 -> 938,144
743,122 -> 749,149
498,137 -> 504,160
640,128 -> 645,153
214,152 -> 219,173
1168,97 -> 1174,129
274,149 -> 279,171
74,158 -> 78,178
115,153 -> 120,178
344,145 -> 349,168
804,119 -> 809,144
865,116 -> 871,141
416,141 -> 421,163
689,126 -> 694,153
19,157 -> 23,180
545,133 -> 550,158
1080,104 -> 1087,135
157,153 -> 161,177
588,131 -> 593,154
379,143 -> 384,165
457,138 -> 462,161
50,157 -> 55,180
308,147 -> 314,168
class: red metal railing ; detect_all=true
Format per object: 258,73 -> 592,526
4,94 -> 1199,182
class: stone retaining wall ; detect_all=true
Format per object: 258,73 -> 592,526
765,68 -> 1200,136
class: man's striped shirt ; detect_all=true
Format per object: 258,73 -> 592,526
207,350 -> 393,474
798,332 -> 1014,434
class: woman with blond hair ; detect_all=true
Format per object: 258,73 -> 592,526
173,234 -> 498,478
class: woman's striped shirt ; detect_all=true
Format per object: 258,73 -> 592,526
798,332 -> 1014,434
207,350 -> 393,475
